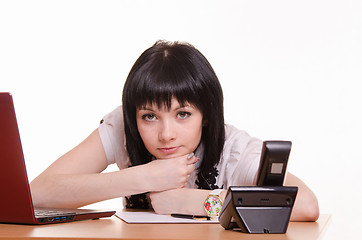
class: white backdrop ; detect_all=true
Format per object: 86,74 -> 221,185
1,1 -> 361,239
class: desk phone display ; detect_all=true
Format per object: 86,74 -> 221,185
219,141 -> 298,234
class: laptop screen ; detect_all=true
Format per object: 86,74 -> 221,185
0,92 -> 36,223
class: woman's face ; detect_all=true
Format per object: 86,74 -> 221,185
136,98 -> 203,160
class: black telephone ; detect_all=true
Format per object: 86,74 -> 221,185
219,141 -> 298,234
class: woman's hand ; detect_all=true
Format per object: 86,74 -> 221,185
144,154 -> 198,192
149,189 -> 182,214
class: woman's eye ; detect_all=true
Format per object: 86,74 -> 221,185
177,111 -> 191,119
142,114 -> 156,121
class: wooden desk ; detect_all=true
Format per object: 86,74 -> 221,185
0,214 -> 330,240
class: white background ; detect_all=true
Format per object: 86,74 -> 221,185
1,0 -> 361,239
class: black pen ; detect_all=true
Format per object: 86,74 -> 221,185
170,213 -> 212,221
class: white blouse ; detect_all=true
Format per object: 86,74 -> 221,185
98,106 -> 262,189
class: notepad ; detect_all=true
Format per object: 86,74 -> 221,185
115,210 -> 219,223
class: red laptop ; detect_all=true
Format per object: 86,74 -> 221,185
0,92 -> 115,224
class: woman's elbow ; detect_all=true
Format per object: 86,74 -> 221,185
304,198 -> 320,221
291,196 -> 320,222
30,176 -> 58,208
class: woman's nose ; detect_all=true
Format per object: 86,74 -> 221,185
158,120 -> 176,142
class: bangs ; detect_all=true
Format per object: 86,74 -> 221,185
130,57 -> 203,111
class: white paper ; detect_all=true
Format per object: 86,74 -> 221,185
115,210 -> 219,224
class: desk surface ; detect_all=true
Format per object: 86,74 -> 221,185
0,214 -> 330,240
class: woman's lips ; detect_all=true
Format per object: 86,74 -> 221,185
158,146 -> 180,154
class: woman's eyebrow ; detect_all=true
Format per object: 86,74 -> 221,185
174,104 -> 192,111
138,103 -> 193,111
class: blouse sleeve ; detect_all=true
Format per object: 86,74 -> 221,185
97,106 -> 130,170
217,125 -> 262,188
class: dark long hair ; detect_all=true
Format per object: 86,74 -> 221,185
122,40 -> 225,189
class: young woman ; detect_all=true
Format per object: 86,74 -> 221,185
30,40 -> 319,221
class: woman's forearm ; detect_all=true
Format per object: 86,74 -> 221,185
30,128 -> 197,209
149,188 -> 228,216
30,166 -> 156,208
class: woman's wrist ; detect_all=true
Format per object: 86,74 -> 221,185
135,163 -> 161,192
116,164 -> 157,195
178,189 -> 213,215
